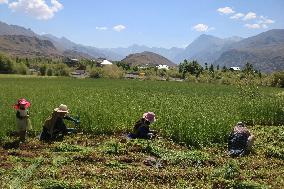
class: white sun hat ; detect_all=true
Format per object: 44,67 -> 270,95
54,104 -> 69,113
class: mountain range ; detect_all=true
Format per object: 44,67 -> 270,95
0,21 -> 283,72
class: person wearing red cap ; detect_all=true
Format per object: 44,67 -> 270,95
14,98 -> 32,142
129,112 -> 157,139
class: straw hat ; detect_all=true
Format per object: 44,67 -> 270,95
54,104 -> 69,113
237,122 -> 245,127
143,112 -> 156,123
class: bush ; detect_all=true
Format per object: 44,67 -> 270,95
89,67 -> 103,78
53,63 -> 70,76
39,64 -> 47,76
47,68 -> 53,76
14,62 -> 28,75
272,71 -> 284,87
167,68 -> 182,78
0,54 -> 15,73
102,65 -> 123,79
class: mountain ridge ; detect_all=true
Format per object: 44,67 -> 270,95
0,21 -> 283,72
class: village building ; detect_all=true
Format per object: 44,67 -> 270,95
157,64 -> 169,70
229,67 -> 241,71
100,59 -> 113,66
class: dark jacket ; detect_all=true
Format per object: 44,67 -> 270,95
131,118 -> 151,139
40,115 -> 78,141
228,126 -> 251,157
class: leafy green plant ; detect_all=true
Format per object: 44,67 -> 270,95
53,143 -> 92,153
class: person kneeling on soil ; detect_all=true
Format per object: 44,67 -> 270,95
129,112 -> 157,139
39,104 -> 80,141
228,122 -> 255,157
14,98 -> 32,142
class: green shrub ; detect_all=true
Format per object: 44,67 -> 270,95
14,62 -> 28,75
272,71 -> 284,87
53,143 -> 92,153
0,53 -> 15,73
53,63 -> 70,76
47,68 -> 53,76
89,67 -> 103,78
102,65 -> 124,79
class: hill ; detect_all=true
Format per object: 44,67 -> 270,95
0,35 -> 60,57
215,29 -> 284,72
0,21 -> 37,37
121,51 -> 176,67
174,34 -> 242,64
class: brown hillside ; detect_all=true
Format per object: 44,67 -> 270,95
0,35 -> 61,57
122,51 -> 176,67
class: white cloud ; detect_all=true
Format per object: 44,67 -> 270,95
8,0 -> 63,20
243,12 -> 257,20
262,24 -> 268,29
0,0 -> 8,4
113,24 -> 126,32
217,7 -> 235,14
259,16 -> 275,24
245,23 -> 261,29
96,26 -> 108,31
244,15 -> 275,29
192,24 -> 210,32
230,13 -> 244,19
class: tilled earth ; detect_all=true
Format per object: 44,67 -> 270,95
0,125 -> 284,189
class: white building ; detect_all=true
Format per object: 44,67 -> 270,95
100,60 -> 113,65
157,64 -> 169,70
230,67 -> 241,71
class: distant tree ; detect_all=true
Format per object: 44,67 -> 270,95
39,64 -> 47,76
179,59 -> 203,78
116,61 -> 130,70
47,68 -> 53,76
222,66 -> 228,72
205,62 -> 208,70
243,62 -> 255,75
209,64 -> 214,73
154,66 -> 158,76
216,65 -> 220,71
133,66 -> 138,72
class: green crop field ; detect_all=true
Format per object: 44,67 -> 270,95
1,75 -> 284,188
0,75 -> 283,147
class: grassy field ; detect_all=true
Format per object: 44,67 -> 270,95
0,75 -> 283,146
0,75 -> 284,188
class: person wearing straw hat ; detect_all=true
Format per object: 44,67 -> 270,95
128,112 -> 157,139
14,98 -> 32,142
228,122 -> 255,157
39,104 -> 80,141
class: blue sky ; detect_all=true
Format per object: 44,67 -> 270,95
0,0 -> 283,48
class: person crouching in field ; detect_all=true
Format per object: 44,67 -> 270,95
14,98 -> 32,142
129,112 -> 157,139
39,104 -> 80,141
228,122 -> 255,157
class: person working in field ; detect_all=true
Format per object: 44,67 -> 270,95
228,122 -> 255,157
14,98 -> 32,142
39,104 -> 80,141
129,112 -> 157,139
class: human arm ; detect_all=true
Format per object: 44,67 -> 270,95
64,115 -> 80,125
